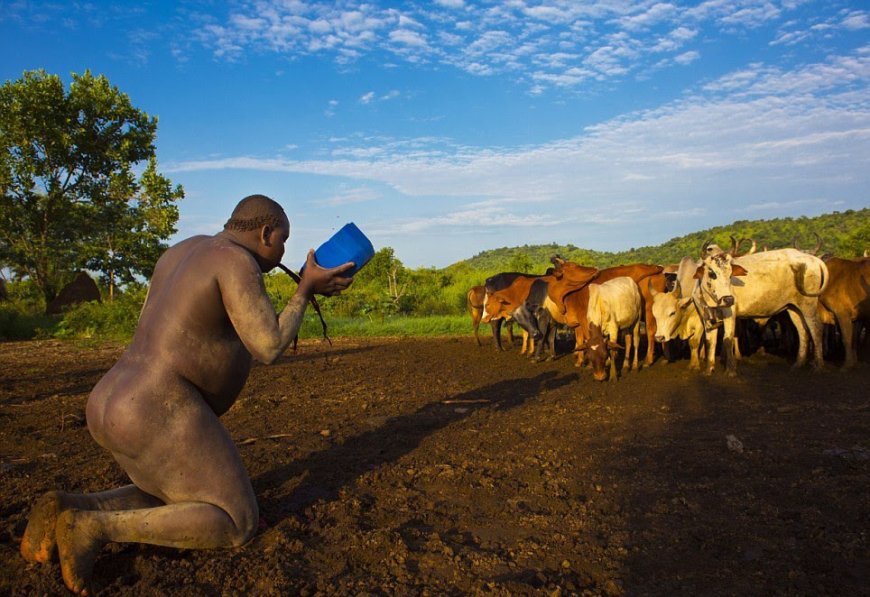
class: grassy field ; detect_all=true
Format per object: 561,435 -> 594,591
298,314 -> 473,339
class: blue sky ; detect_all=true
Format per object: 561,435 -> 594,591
2,1 -> 868,269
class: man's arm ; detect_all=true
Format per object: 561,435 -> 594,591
219,248 -> 353,364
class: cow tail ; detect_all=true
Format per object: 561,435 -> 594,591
792,260 -> 828,297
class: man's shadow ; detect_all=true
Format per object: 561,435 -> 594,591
254,370 -> 578,522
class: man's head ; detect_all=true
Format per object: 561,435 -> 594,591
224,194 -> 290,271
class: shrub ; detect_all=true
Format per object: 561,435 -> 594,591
53,286 -> 147,341
0,305 -> 57,340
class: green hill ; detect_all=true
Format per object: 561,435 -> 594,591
448,208 -> 869,275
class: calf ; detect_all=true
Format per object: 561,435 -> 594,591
580,277 -> 643,382
649,281 -> 708,371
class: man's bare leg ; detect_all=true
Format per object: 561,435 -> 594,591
56,500 -> 247,596
21,485 -> 162,564
54,379 -> 258,595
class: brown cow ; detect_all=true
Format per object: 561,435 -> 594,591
819,256 -> 870,368
549,257 -> 664,367
467,284 -> 514,348
482,274 -> 551,354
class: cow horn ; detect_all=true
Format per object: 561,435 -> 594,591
730,237 -> 755,257
550,254 -> 565,267
792,235 -> 800,251
812,232 -> 822,256
747,239 -> 757,255
701,239 -> 712,258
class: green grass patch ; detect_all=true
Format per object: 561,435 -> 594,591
298,314 -> 474,339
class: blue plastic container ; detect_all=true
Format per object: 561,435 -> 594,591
303,222 -> 374,277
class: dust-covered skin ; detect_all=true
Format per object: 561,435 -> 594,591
1,336 -> 867,596
16,196 -> 354,594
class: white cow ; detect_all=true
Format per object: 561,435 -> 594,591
582,277 -> 642,382
649,280 -> 709,371
693,244 -> 829,375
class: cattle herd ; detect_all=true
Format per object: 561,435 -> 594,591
466,238 -> 870,381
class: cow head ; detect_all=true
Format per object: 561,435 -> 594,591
649,282 -> 693,342
693,241 -> 748,310
482,290 -> 514,323
577,322 -> 622,382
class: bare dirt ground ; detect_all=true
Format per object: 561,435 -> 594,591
0,335 -> 867,596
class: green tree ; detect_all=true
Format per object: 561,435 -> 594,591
507,252 -> 534,273
85,158 -> 183,300
352,247 -> 406,315
838,219 -> 870,258
0,69 -> 181,305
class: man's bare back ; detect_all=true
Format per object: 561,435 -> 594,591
20,195 -> 354,595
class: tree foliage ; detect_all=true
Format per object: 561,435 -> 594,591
0,69 -> 182,304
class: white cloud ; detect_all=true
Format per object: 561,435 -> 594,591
841,11 -> 869,30
674,50 -> 700,64
617,3 -> 678,31
169,47 -> 869,247
323,186 -> 381,206
389,28 -> 428,47
187,0 -> 838,93
360,91 -> 375,104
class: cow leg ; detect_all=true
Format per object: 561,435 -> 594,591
786,308 -> 811,368
631,321 -> 641,371
643,304 -> 656,366
573,327 -> 587,367
722,317 -> 738,376
506,321 -> 516,346
609,347 -> 619,382
834,313 -> 858,369
491,319 -> 505,351
793,304 -> 825,371
704,327 -> 719,376
545,325 -> 557,361
472,311 -> 482,347
688,334 -> 701,370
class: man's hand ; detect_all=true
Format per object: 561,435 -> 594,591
299,249 -> 354,297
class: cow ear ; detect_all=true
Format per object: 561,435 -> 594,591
731,264 -> 748,277
693,265 -> 705,280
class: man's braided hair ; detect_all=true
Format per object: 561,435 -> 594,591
224,194 -> 287,232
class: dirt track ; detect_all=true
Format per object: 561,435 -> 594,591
0,336 -> 867,596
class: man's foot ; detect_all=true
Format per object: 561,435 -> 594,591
56,509 -> 105,596
21,491 -> 65,563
